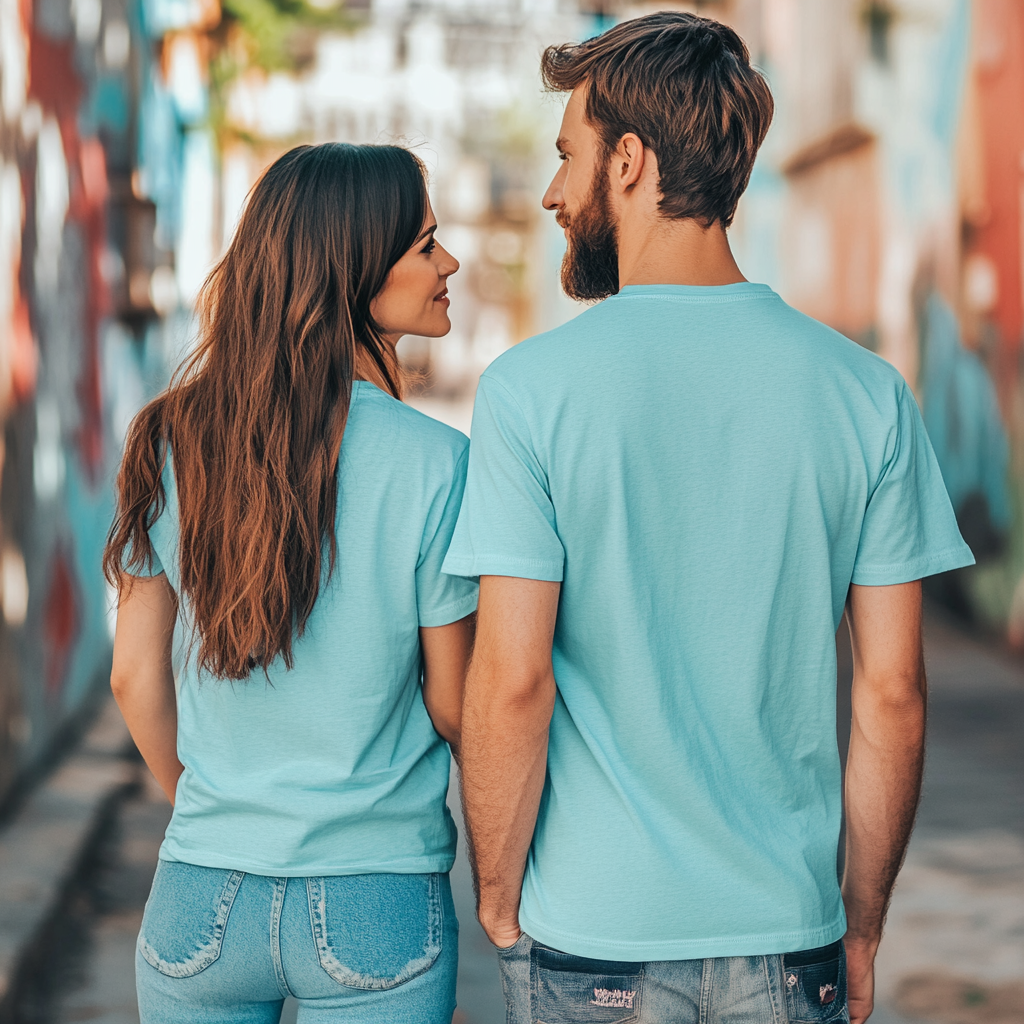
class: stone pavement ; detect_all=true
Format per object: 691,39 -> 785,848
5,612 -> 1018,1024
0,699 -> 135,1022
868,615 -> 1024,1024
31,768 -> 504,1024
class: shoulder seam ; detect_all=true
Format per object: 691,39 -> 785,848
475,374 -> 548,485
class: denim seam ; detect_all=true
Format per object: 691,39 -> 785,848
269,877 -> 291,997
429,871 -> 444,954
764,954 -> 785,1024
305,874 -> 443,991
139,869 -> 245,979
631,969 -> 645,1024
699,957 -> 715,1024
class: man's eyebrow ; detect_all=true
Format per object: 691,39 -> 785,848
413,223 -> 438,244
555,136 -> 570,154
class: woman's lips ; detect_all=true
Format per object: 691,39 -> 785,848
434,288 -> 449,306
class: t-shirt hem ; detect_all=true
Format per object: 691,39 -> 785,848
851,544 -> 975,586
516,911 -> 847,961
158,841 -> 456,878
122,566 -> 164,579
442,555 -> 564,582
419,592 -> 479,628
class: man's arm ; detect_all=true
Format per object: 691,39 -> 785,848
459,575 -> 560,948
110,573 -> 183,803
842,580 -> 927,1024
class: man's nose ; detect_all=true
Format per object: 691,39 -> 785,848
542,173 -> 563,212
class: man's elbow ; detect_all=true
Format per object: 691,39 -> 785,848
855,667 -> 926,712
853,673 -> 927,739
469,661 -> 555,713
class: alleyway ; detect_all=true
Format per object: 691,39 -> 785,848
21,612 -> 1023,1024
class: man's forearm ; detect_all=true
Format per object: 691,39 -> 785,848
842,581 -> 926,1024
460,659 -> 555,944
842,681 -> 926,940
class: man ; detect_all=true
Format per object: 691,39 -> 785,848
442,12 -> 973,1024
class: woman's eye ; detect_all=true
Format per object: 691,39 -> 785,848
421,239 -> 436,254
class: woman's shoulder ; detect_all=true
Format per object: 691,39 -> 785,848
351,383 -> 469,468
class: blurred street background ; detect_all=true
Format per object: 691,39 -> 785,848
0,0 -> 1022,1022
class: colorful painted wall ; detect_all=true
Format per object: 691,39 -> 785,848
721,0 -> 1024,637
0,0 -> 207,805
3,0 -> 1024,802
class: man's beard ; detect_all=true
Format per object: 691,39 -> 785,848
558,171 -> 619,302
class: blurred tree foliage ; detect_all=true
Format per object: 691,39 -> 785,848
207,0 -> 356,143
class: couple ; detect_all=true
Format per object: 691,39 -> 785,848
105,12 -> 972,1024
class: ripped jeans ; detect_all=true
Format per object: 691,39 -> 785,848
135,861 -> 458,1023
496,933 -> 848,1024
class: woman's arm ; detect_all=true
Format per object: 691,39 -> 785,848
420,613 -> 475,754
110,573 -> 183,804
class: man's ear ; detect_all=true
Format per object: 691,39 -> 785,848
610,133 -> 646,194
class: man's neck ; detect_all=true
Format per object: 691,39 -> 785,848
616,213 -> 745,288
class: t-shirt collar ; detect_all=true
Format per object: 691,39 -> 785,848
611,282 -> 773,300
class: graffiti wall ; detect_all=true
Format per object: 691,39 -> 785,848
0,0 -> 207,806
3,0 -> 1024,803
724,0 -> 1024,637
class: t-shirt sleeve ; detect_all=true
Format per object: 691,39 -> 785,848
852,381 -> 975,585
416,445 -> 480,627
442,374 -> 565,582
120,536 -> 164,578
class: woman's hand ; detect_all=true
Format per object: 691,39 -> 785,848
110,573 -> 183,803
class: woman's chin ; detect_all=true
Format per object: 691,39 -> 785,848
415,313 -> 453,338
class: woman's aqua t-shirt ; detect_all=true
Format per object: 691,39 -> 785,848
133,382 -> 477,877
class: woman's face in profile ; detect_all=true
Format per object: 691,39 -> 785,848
371,198 -> 460,342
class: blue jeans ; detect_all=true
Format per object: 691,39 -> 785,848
497,933 -> 848,1024
136,861 -> 458,1023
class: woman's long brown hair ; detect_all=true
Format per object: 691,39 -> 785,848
104,144 -> 428,679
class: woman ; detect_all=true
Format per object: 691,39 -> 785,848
103,143 -> 475,1023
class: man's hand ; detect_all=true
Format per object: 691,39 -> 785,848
845,936 -> 879,1024
842,580 -> 927,1024
479,912 -> 523,950
459,576 -> 560,950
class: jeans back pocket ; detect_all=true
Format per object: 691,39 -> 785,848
307,872 -> 443,990
782,940 -> 847,1023
531,944 -> 643,1023
138,861 -> 244,978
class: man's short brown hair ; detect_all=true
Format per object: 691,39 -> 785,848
541,12 -> 773,228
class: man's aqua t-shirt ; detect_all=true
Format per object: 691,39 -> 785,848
442,284 -> 973,961
134,382 -> 478,876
